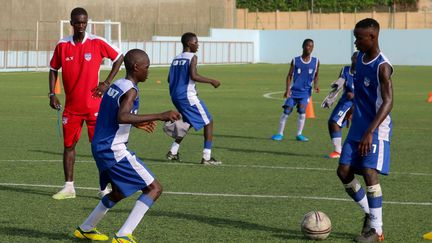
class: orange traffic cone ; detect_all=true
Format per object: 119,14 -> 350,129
54,77 -> 61,94
306,97 -> 316,118
428,92 -> 432,103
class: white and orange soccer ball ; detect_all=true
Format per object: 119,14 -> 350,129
301,211 -> 332,240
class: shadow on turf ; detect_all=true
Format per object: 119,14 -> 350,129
28,149 -> 93,158
0,226 -> 70,241
97,209 -> 355,240
214,146 -> 323,158
0,185 -> 97,200
189,132 -> 270,140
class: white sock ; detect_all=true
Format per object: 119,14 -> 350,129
64,181 -> 75,191
80,201 -> 109,231
297,114 -> 306,136
117,200 -> 150,236
367,184 -> 383,235
357,197 -> 370,214
203,148 -> 211,161
332,137 -> 342,153
170,142 -> 180,155
370,207 -> 383,235
277,113 -> 289,135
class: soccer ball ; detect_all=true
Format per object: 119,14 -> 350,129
301,211 -> 332,240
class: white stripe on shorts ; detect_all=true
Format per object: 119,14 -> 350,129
195,102 -> 210,125
377,140 -> 384,171
126,153 -> 154,185
336,108 -> 349,127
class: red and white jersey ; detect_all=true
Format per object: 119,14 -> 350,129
50,32 -> 122,114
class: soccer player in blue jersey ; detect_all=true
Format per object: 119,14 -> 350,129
73,49 -> 180,242
327,51 -> 358,159
271,39 -> 320,142
337,18 -> 393,243
166,32 -> 222,165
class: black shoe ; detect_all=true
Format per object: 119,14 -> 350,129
354,228 -> 384,243
166,151 -> 181,162
362,214 -> 372,234
201,157 -> 222,165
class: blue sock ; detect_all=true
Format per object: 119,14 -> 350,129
101,195 -> 117,209
138,194 -> 154,208
204,140 -> 212,150
330,131 -> 342,139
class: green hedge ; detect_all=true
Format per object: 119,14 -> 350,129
236,0 -> 418,13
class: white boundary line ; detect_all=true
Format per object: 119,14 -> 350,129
1,159 -> 431,177
262,90 -> 331,101
1,182 -> 431,206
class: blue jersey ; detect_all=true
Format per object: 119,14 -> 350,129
290,56 -> 318,98
91,78 -> 139,172
339,65 -> 355,104
168,52 -> 200,105
347,52 -> 393,142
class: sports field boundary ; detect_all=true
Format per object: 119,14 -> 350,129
1,182 -> 431,207
1,159 -> 431,177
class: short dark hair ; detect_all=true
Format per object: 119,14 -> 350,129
71,7 -> 88,19
181,32 -> 197,48
302,39 -> 314,48
355,18 -> 380,31
124,49 -> 148,73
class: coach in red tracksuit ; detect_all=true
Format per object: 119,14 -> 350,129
48,7 -> 123,200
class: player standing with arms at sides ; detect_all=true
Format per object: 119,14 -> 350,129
271,39 -> 320,142
337,18 -> 393,243
326,51 -> 358,159
48,7 -> 124,200
74,49 -> 180,242
166,32 -> 222,165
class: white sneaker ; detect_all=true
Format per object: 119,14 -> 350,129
52,187 -> 76,200
97,187 -> 112,199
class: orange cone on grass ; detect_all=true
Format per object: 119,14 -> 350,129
54,77 -> 61,94
428,92 -> 432,103
306,97 -> 316,118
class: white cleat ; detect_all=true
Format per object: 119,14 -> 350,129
97,187 -> 112,199
52,187 -> 76,200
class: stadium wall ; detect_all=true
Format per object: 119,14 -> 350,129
207,28 -> 432,66
259,29 -> 432,66
237,8 -> 432,30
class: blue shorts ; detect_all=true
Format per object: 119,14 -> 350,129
99,153 -> 155,197
173,99 -> 212,131
283,97 -> 309,114
329,100 -> 352,127
339,138 -> 391,175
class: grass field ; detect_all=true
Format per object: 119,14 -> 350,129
0,64 -> 431,242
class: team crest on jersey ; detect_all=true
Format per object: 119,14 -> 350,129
62,117 -> 68,125
84,53 -> 92,61
308,68 -> 314,74
297,68 -> 301,74
364,77 -> 371,87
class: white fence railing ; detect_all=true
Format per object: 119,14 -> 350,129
0,40 -> 254,71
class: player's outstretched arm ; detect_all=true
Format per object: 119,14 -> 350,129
189,56 -> 220,88
284,60 -> 294,98
358,63 -> 393,156
117,89 -> 180,125
48,69 -> 61,110
92,54 -> 125,97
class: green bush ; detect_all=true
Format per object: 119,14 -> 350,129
236,0 -> 418,13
